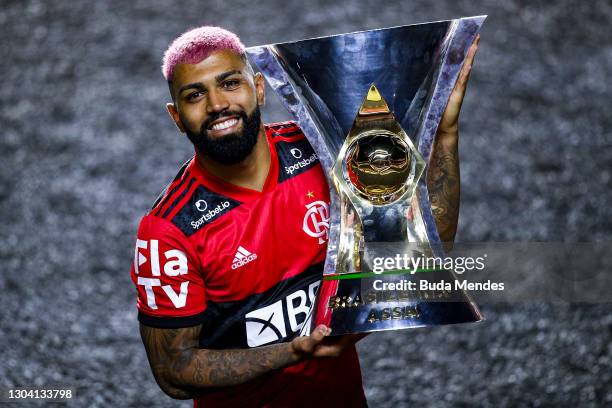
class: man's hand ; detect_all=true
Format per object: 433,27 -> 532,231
428,34 -> 480,243
291,325 -> 367,359
438,34 -> 480,137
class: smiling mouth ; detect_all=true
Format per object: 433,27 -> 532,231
209,117 -> 240,131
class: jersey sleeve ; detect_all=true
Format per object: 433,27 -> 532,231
130,214 -> 207,328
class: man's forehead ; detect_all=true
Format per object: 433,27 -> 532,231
172,50 -> 247,86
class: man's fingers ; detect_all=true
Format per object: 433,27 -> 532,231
304,325 -> 330,351
463,34 -> 480,70
293,325 -> 330,355
311,344 -> 343,358
456,34 -> 480,91
465,34 -> 480,65
311,324 -> 331,342
293,328 -> 366,359
311,332 -> 367,358
438,35 -> 480,133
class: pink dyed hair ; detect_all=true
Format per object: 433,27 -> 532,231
162,26 -> 246,81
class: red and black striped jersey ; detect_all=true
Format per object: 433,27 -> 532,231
130,122 -> 366,407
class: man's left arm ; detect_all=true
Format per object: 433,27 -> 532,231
427,35 -> 480,242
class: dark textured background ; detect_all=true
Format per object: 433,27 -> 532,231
1,0 -> 610,406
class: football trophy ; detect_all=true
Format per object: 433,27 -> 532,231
247,16 -> 486,335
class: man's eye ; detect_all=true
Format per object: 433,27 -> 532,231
186,92 -> 203,101
223,80 -> 240,89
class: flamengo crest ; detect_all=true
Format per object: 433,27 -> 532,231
302,200 -> 330,244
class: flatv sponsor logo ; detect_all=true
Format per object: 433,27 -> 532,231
134,238 -> 189,310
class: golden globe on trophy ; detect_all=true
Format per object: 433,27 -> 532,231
247,16 -> 486,335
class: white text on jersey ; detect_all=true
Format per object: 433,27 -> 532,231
231,246 -> 258,269
191,201 -> 231,230
135,238 -> 190,310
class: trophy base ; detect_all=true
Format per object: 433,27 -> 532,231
312,270 -> 484,335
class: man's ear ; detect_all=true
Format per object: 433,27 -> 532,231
254,72 -> 265,107
166,103 -> 186,133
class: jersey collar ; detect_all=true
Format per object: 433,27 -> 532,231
189,128 -> 279,203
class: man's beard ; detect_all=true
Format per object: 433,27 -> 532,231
185,105 -> 262,165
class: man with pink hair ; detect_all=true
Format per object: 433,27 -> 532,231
131,26 -> 479,407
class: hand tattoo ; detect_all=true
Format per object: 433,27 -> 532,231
427,137 -> 460,243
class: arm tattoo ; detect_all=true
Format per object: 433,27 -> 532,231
139,324 -> 297,399
427,137 -> 460,242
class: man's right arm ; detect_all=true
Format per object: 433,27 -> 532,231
132,217 -> 362,399
139,322 -> 353,399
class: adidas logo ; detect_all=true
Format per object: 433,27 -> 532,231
231,246 -> 258,270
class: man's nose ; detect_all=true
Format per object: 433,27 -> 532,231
206,89 -> 230,113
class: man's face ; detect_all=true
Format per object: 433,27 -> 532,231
168,50 -> 265,165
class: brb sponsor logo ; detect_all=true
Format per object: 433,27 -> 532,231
303,200 -> 330,244
285,150 -> 318,175
134,239 -> 189,310
191,200 -> 230,230
244,280 -> 320,347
